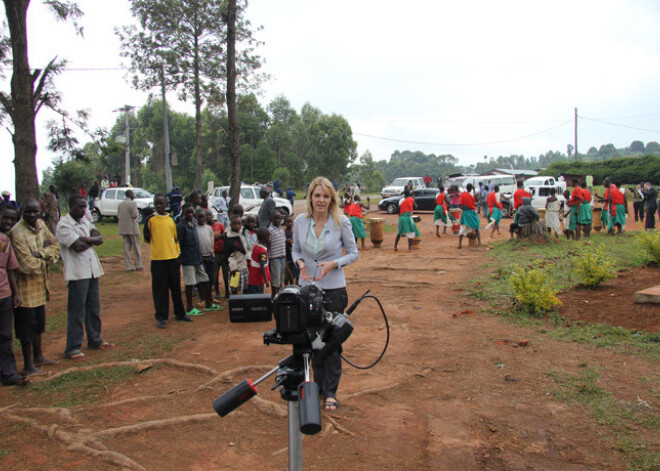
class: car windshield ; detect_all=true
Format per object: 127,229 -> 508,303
132,189 -> 153,199
391,178 -> 410,186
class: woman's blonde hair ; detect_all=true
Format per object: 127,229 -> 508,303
305,176 -> 342,225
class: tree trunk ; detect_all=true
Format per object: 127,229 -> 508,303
226,0 -> 241,210
4,0 -> 39,203
193,20 -> 203,190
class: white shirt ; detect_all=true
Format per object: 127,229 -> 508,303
56,214 -> 104,282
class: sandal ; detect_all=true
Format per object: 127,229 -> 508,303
66,352 -> 88,361
324,398 -> 339,411
98,342 -> 115,350
186,308 -> 205,317
204,304 -> 223,311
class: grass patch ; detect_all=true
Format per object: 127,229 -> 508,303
547,368 -> 660,470
94,221 -> 136,258
103,331 -> 183,362
14,365 -> 135,408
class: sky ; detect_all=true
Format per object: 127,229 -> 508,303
2,0 -> 660,195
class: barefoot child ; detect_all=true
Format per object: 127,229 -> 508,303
394,188 -> 419,251
434,186 -> 452,237
349,195 -> 370,249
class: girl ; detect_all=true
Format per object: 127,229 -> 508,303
348,195 -> 370,249
394,188 -> 419,251
433,186 -> 451,237
485,184 -> 503,238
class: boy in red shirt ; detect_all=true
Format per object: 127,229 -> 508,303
247,227 -> 270,294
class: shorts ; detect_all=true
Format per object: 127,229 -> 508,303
231,268 -> 249,294
14,305 -> 46,342
182,264 -> 209,286
270,257 -> 285,288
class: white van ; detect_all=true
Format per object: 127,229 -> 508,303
524,176 -> 567,210
381,177 -> 426,198
461,175 -> 516,195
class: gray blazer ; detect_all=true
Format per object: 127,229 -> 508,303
291,213 -> 359,290
117,198 -> 139,235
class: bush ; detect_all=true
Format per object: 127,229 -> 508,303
636,230 -> 660,264
574,244 -> 617,288
509,265 -> 562,316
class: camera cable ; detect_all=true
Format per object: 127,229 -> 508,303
341,293 -> 390,370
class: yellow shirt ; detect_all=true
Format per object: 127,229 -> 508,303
145,213 -> 180,261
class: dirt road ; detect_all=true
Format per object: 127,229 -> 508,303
1,204 -> 657,470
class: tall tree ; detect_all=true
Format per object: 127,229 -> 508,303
1,0 -> 83,203
118,0 -> 264,189
225,0 -> 240,208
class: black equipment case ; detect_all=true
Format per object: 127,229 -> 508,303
229,294 -> 273,322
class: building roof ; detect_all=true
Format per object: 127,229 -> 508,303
486,168 -> 538,176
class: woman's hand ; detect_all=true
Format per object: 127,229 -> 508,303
299,263 -> 312,283
314,261 -> 338,281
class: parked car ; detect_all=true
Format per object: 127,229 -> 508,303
92,187 -> 155,224
210,185 -> 293,216
380,177 -> 426,198
378,188 -> 439,214
524,176 -> 567,210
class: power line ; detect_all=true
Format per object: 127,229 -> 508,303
579,115 -> 660,133
353,120 -> 572,147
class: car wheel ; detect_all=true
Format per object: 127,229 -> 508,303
386,202 -> 397,214
501,205 -> 511,218
137,210 -> 144,225
91,209 -> 101,223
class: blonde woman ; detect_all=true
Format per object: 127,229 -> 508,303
291,176 -> 359,411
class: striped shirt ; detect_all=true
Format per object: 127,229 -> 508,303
9,218 -> 61,307
269,224 -> 286,259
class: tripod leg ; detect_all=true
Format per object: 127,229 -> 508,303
288,401 -> 303,471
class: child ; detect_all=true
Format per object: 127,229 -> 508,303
349,195 -> 370,249
268,211 -> 286,298
224,215 -> 249,295
206,210 -> 227,299
143,194 -> 190,328
176,204 -> 219,316
247,227 -> 270,294
243,214 -> 257,258
197,209 -> 222,309
283,215 -> 298,285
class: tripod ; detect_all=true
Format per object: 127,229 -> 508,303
213,346 -> 321,471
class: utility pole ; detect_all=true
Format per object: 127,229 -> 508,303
115,105 -> 135,185
574,107 -> 578,162
161,66 -> 173,190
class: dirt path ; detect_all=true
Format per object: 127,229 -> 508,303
0,205 -> 657,470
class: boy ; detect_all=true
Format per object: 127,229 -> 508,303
247,227 -> 270,294
224,215 -> 249,295
143,194 -> 190,329
268,211 -> 286,298
243,214 -> 257,257
283,215 -> 298,285
177,204 -> 219,316
206,210 -> 227,299
196,209 -> 219,304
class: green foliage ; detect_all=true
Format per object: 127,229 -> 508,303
574,244 -> 617,288
636,230 -> 660,264
50,159 -> 96,200
546,155 -> 660,185
272,167 -> 291,188
509,265 -> 562,316
202,168 -> 220,190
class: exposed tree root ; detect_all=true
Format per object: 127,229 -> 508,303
323,415 -> 356,437
196,364 -> 271,391
37,358 -> 219,384
344,382 -> 401,400
4,413 -> 145,470
98,413 -> 218,437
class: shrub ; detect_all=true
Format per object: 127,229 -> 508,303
509,265 -> 562,316
574,244 -> 617,288
636,230 -> 660,264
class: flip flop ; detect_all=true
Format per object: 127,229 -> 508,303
186,308 -> 205,317
324,398 -> 339,411
66,352 -> 88,361
204,304 -> 223,311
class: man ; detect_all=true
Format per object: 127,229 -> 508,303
285,188 -> 296,208
0,205 -> 27,386
167,186 -> 183,218
143,194 -> 191,329
117,189 -> 143,271
423,175 -> 432,188
585,174 -> 594,194
632,184 -> 644,223
10,198 -> 61,372
88,181 -> 99,210
642,182 -> 658,230
257,185 -> 276,229
1,191 -> 18,209
42,185 -> 60,235
56,196 -> 113,360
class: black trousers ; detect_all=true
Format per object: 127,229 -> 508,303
312,287 -> 348,400
633,201 -> 643,221
0,297 -> 18,379
151,259 -> 186,321
646,207 -> 657,230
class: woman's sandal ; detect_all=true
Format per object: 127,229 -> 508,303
324,398 -> 339,411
